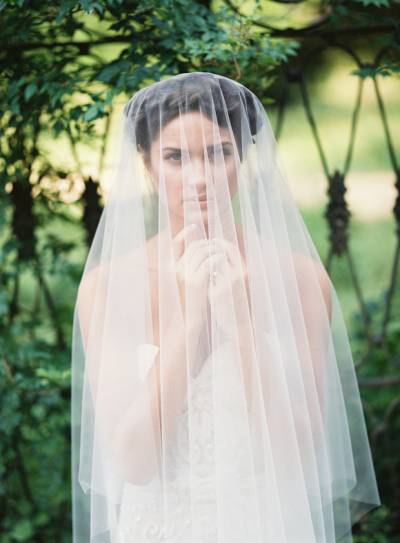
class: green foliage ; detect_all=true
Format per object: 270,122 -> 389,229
353,505 -> 394,542
348,289 -> 400,541
0,291 -> 72,541
0,0 -> 299,135
349,0 -> 392,7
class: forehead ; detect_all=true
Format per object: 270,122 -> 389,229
155,111 -> 232,148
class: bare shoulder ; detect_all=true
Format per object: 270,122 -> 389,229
77,236 -> 161,345
78,234 -> 159,305
292,251 -> 333,322
77,263 -> 106,305
76,260 -> 111,316
75,264 -> 106,348
236,226 -> 331,307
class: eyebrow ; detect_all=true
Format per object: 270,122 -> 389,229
162,142 -> 234,151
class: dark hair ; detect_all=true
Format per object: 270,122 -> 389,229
124,72 -> 262,162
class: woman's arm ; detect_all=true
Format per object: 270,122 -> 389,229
77,264 -> 205,484
111,315 -> 204,484
235,253 -> 332,433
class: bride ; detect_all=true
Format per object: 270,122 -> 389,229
71,72 -> 380,542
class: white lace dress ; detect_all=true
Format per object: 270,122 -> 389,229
115,340 -> 268,543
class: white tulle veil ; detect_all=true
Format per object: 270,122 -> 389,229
71,71 -> 381,543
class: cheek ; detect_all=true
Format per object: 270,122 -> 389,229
164,163 -> 183,205
228,171 -> 238,197
150,158 -> 182,205
214,159 -> 238,195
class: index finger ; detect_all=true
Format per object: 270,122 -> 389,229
172,223 -> 199,260
211,237 -> 242,267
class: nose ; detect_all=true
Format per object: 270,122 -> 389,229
187,157 -> 208,192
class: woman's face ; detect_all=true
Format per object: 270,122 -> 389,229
143,111 -> 239,222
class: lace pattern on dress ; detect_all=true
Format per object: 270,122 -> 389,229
115,341 -> 265,543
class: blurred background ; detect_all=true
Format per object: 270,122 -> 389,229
0,1 -> 399,541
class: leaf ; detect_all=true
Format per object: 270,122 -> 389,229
98,60 -> 130,84
83,104 -> 99,122
24,82 -> 37,102
10,520 -> 34,542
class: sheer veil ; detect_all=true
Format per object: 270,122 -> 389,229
71,71 -> 381,543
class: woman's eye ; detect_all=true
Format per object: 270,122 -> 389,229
208,148 -> 231,160
166,152 -> 181,162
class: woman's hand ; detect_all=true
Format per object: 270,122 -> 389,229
172,225 -> 225,327
207,237 -> 251,331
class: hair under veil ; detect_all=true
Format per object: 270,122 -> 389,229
71,71 -> 381,543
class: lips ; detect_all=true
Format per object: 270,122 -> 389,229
186,195 -> 209,202
186,198 -> 210,207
